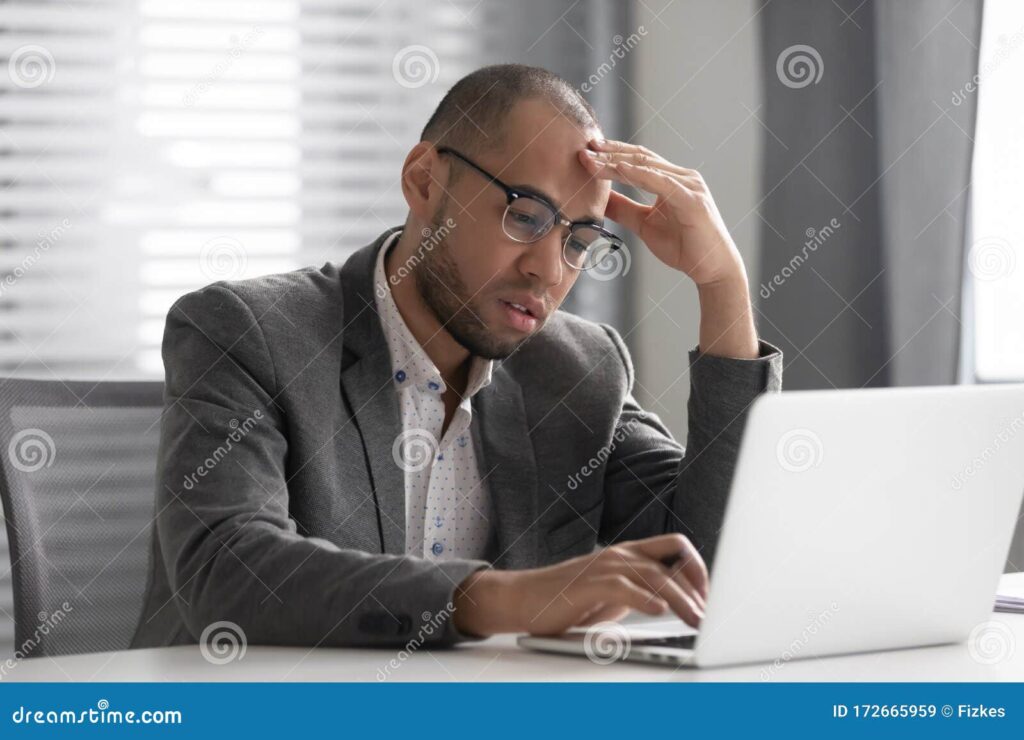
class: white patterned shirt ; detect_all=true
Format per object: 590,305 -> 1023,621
373,229 -> 494,561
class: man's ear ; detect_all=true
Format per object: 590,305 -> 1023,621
400,141 -> 446,223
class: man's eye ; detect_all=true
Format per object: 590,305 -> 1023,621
509,210 -> 538,227
566,237 -> 589,254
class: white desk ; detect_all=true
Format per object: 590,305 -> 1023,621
7,574 -> 1024,683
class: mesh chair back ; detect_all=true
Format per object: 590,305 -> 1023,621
0,378 -> 163,657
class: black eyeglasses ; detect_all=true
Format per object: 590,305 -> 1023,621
436,146 -> 625,272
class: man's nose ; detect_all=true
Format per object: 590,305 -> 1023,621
518,229 -> 565,288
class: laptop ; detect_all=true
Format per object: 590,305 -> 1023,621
518,383 -> 1024,668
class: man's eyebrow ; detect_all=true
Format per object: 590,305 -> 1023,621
508,182 -> 604,225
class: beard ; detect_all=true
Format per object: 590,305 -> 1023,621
412,203 -> 531,360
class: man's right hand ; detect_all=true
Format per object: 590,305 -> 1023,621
452,533 -> 708,638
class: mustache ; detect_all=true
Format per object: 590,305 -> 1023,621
491,284 -> 548,302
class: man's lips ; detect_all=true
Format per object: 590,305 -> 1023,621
497,294 -> 546,320
497,298 -> 542,332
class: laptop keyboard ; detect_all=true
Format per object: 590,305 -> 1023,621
632,634 -> 697,650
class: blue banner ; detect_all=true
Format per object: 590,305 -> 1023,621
2,682 -> 1023,738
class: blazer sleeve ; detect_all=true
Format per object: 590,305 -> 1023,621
597,323 -> 783,570
155,284 -> 489,647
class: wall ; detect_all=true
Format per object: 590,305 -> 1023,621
630,0 -> 765,441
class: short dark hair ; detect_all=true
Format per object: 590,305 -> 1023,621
420,64 -> 601,157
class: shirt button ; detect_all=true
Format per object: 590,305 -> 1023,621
395,370 -> 406,383
431,541 -> 444,556
427,380 -> 440,391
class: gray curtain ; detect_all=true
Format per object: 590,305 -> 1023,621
757,0 -> 982,389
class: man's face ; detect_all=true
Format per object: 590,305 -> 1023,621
413,99 -> 610,360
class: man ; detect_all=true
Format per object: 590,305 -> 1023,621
132,64 -> 782,650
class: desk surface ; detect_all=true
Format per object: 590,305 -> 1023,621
8,574 -> 1024,683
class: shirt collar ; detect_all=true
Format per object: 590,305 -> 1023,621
373,228 -> 493,398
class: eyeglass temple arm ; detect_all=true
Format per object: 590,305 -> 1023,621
435,146 -> 509,192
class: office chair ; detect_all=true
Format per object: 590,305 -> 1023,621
0,378 -> 164,657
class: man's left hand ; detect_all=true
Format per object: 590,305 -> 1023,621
579,138 -> 745,288
580,137 -> 759,360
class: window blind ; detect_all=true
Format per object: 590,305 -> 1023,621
1,0 -> 488,659
1,0 -> 485,380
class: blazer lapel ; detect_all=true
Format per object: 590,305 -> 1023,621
339,227 -> 407,555
472,366 -> 539,569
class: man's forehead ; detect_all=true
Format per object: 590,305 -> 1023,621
483,109 -> 608,220
501,100 -> 596,161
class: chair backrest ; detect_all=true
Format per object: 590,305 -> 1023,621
0,378 -> 164,658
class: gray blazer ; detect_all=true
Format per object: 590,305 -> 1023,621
131,226 -> 783,650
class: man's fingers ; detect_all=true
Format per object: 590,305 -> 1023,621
666,547 -> 709,603
614,161 -> 693,200
620,532 -> 695,561
603,189 -> 650,234
669,567 -> 707,613
592,150 -> 700,180
666,556 -> 709,603
604,558 -> 704,627
583,574 -> 668,617
588,139 -> 702,180
621,533 -> 710,600
587,159 -> 699,222
589,138 -> 655,156
577,603 -> 631,627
